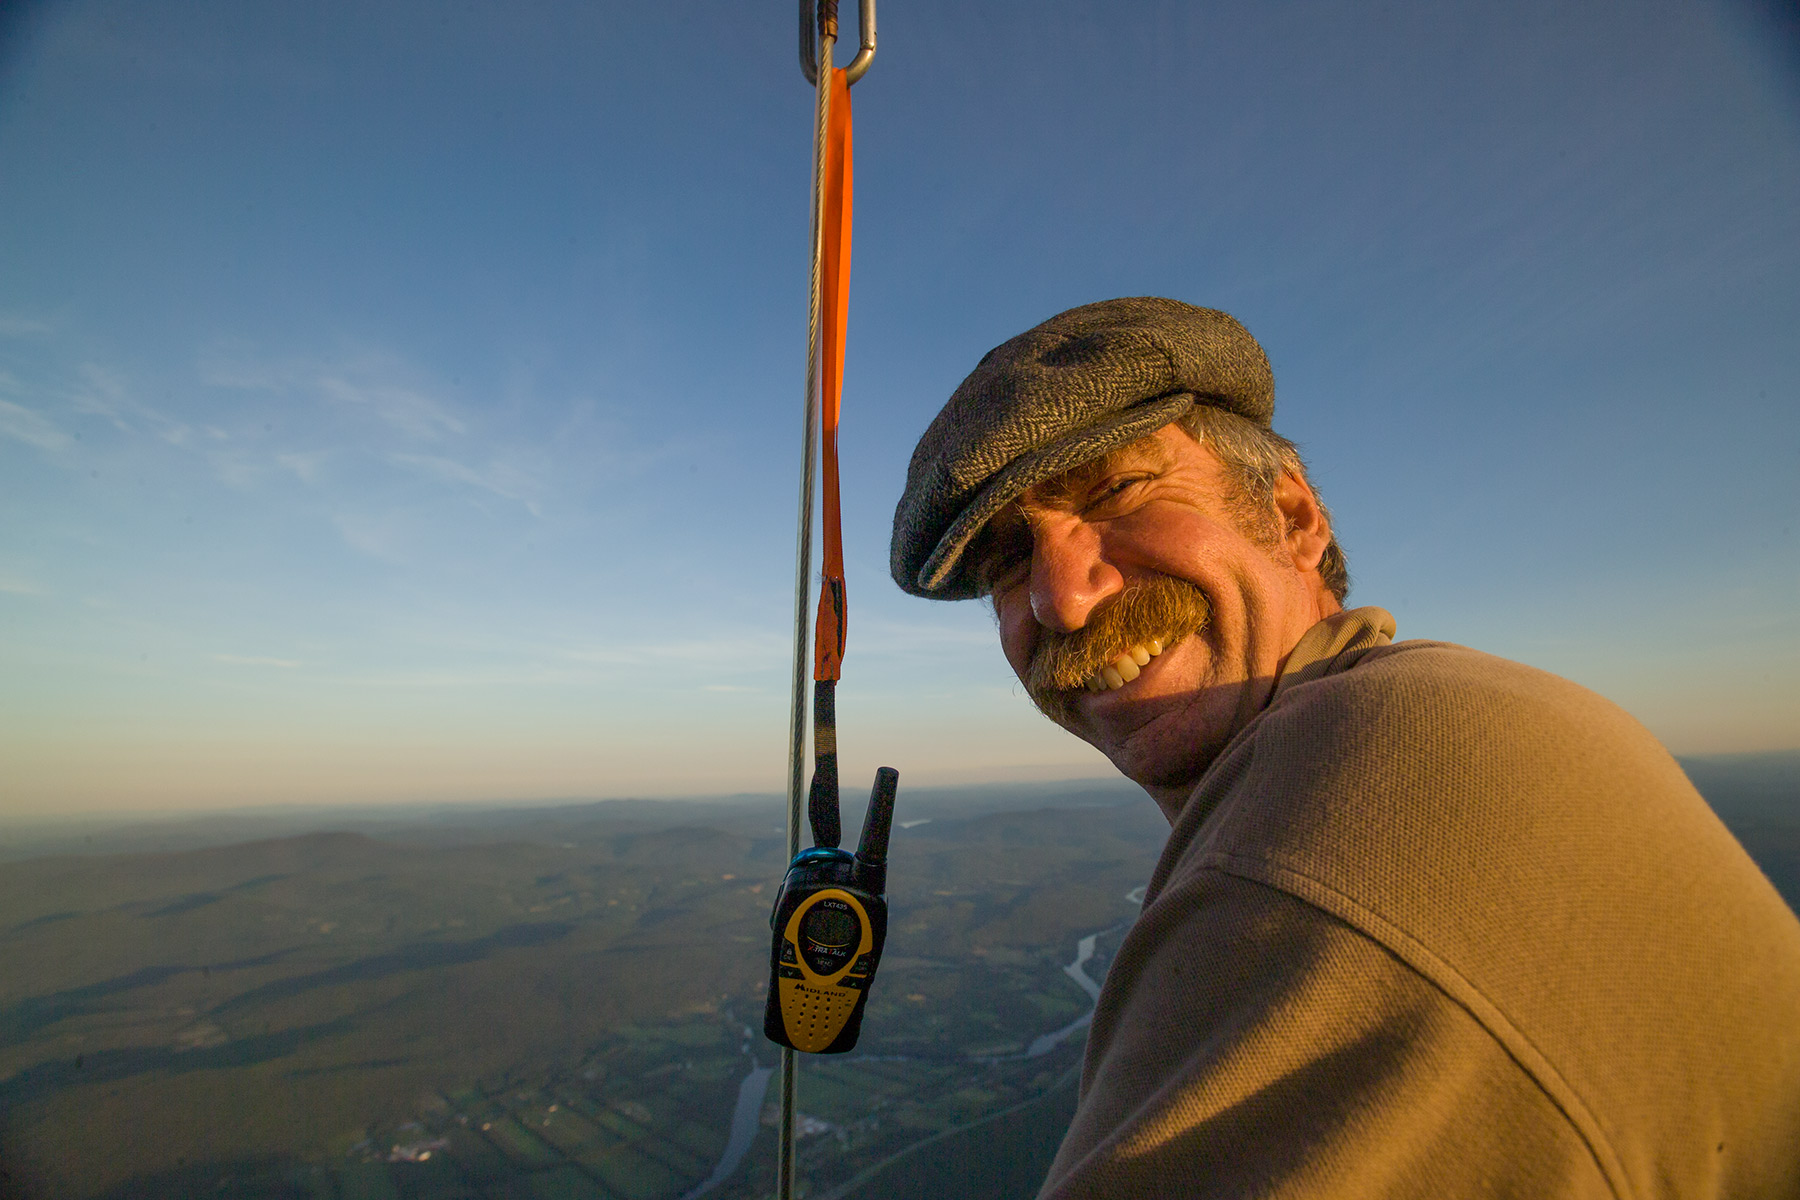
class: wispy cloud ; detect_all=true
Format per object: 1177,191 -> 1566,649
316,375 -> 465,440
0,315 -> 53,338
203,348 -> 468,441
11,339 -> 614,573
68,362 -> 195,445
204,347 -> 472,450
0,395 -> 72,450
276,451 -> 330,483
331,511 -> 408,562
196,357 -> 288,392
68,361 -> 134,422
208,448 -> 264,488
389,452 -> 542,515
210,653 -> 302,668
0,577 -> 47,596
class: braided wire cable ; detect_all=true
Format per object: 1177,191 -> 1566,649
780,17 -> 837,1200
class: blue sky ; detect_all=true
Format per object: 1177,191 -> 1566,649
1,0 -> 1796,815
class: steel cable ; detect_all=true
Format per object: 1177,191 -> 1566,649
781,14 -> 837,1199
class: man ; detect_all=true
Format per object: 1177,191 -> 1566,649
889,298 -> 1800,1199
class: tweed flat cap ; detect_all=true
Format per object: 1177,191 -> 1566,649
890,297 -> 1274,599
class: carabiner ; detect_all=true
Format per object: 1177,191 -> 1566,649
799,0 -> 876,87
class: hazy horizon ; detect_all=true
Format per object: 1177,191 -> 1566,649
2,751 -> 1793,831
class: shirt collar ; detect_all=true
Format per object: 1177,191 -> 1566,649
1271,606 -> 1397,702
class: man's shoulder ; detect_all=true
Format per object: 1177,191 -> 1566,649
1145,633 -> 1800,1200
1199,634 -> 1693,865
1174,628 -> 1800,1078
1287,635 -> 1629,733
1252,635 -> 1687,794
1167,629 -> 1788,992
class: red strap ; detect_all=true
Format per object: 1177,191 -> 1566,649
813,68 -> 853,682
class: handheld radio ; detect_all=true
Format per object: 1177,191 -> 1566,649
765,765 -> 898,1054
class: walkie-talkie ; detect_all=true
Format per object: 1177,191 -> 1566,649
765,765 -> 898,1054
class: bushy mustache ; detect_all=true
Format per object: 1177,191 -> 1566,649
1024,577 -> 1211,724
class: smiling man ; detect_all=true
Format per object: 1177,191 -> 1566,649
890,298 -> 1800,1199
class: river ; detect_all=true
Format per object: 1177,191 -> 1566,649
678,1037 -> 773,1200
685,889 -> 1138,1197
1022,923 -> 1118,1058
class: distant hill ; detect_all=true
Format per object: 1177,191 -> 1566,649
0,789 -> 1165,1200
1679,749 -> 1800,821
1679,750 -> 1800,909
0,760 -> 1791,1199
5,757 -> 1789,908
0,778 -> 1144,863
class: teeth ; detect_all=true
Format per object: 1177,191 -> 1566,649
1083,639 -> 1167,694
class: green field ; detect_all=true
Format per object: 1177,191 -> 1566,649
2,761 -> 1791,1200
0,789 -> 1168,1199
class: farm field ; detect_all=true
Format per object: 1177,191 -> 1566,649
0,784 -> 1164,1199
1,758 -> 1792,1200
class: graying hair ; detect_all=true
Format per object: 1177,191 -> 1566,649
1175,404 -> 1351,602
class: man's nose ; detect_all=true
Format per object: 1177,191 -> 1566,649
1028,519 -> 1123,633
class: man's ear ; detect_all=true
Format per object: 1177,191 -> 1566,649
1272,471 -> 1331,574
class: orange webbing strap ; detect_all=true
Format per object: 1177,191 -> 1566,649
812,66 -> 853,683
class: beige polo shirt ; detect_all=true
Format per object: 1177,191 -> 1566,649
1040,608 -> 1800,1199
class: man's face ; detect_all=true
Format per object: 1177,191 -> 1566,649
972,424 -> 1335,815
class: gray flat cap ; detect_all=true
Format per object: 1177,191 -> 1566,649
890,297 -> 1274,599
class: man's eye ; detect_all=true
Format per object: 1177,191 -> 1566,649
1087,475 -> 1149,509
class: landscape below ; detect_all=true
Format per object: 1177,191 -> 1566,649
0,758 -> 1793,1200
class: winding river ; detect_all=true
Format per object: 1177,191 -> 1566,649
685,888 -> 1139,1197
1022,924 -> 1117,1059
679,1040 -> 773,1200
